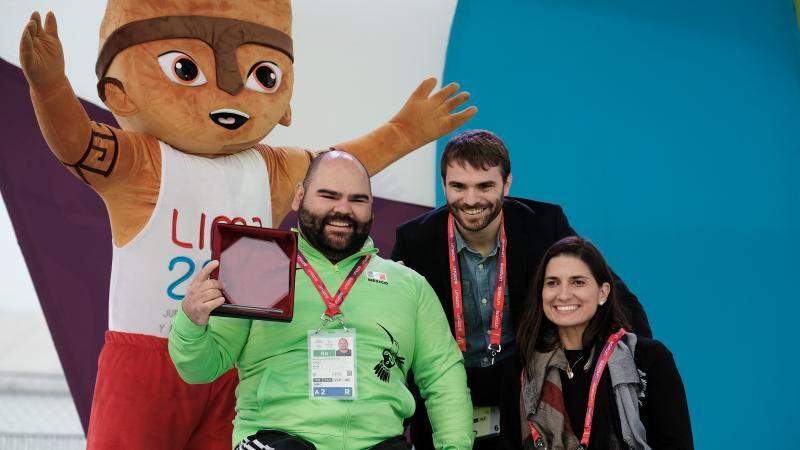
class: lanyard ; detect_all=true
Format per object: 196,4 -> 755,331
296,251 -> 371,320
524,328 -> 627,450
447,214 -> 507,356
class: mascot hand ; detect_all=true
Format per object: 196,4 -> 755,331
388,78 -> 478,149
19,11 -> 65,92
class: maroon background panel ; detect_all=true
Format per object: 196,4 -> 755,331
0,57 -> 431,433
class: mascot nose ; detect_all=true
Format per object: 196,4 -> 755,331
215,53 -> 244,95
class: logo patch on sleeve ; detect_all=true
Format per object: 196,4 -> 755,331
367,270 -> 388,285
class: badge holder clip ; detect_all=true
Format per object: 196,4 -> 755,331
487,343 -> 502,366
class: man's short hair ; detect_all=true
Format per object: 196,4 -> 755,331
440,130 -> 511,182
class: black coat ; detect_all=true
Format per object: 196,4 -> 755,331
392,197 -> 652,450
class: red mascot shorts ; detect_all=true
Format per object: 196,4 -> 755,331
86,331 -> 237,450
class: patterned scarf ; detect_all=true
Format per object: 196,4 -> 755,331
520,335 -> 649,450
521,346 -> 586,450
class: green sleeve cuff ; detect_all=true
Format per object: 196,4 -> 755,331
172,306 -> 208,339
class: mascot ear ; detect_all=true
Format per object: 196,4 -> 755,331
279,104 -> 292,126
99,78 -> 139,117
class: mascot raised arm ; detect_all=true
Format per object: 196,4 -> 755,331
19,1 -> 475,448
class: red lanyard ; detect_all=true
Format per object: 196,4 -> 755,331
447,214 -> 507,354
524,328 -> 627,449
296,252 -> 371,319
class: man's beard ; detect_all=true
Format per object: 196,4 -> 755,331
447,196 -> 504,233
298,206 -> 372,263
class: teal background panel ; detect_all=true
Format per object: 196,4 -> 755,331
441,1 -> 800,447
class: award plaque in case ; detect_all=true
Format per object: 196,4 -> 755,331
209,223 -> 296,321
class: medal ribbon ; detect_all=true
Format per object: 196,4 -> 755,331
523,328 -> 627,449
447,213 -> 507,353
297,252 -> 371,318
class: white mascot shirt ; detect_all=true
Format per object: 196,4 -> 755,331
109,142 -> 272,337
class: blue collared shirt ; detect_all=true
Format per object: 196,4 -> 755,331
454,227 -> 517,368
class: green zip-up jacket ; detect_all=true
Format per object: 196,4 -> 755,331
169,235 -> 473,450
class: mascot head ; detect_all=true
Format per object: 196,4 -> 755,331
96,0 -> 294,155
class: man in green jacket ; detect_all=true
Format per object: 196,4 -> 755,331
169,151 -> 473,450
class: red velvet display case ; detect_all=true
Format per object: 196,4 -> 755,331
209,223 -> 296,322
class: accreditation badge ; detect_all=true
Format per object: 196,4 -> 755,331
473,406 -> 501,439
307,329 -> 357,400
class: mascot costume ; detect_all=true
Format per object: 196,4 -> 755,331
19,1 -> 475,448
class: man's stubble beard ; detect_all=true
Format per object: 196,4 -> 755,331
447,195 -> 504,233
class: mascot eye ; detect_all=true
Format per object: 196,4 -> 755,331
245,61 -> 282,93
157,51 -> 207,86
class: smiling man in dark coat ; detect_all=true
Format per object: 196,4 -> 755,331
392,129 -> 652,450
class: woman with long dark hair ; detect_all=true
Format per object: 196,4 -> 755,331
517,237 -> 692,449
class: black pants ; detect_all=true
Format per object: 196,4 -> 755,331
408,355 -> 523,450
236,430 -> 412,450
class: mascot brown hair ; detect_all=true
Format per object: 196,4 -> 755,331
19,1 -> 475,448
